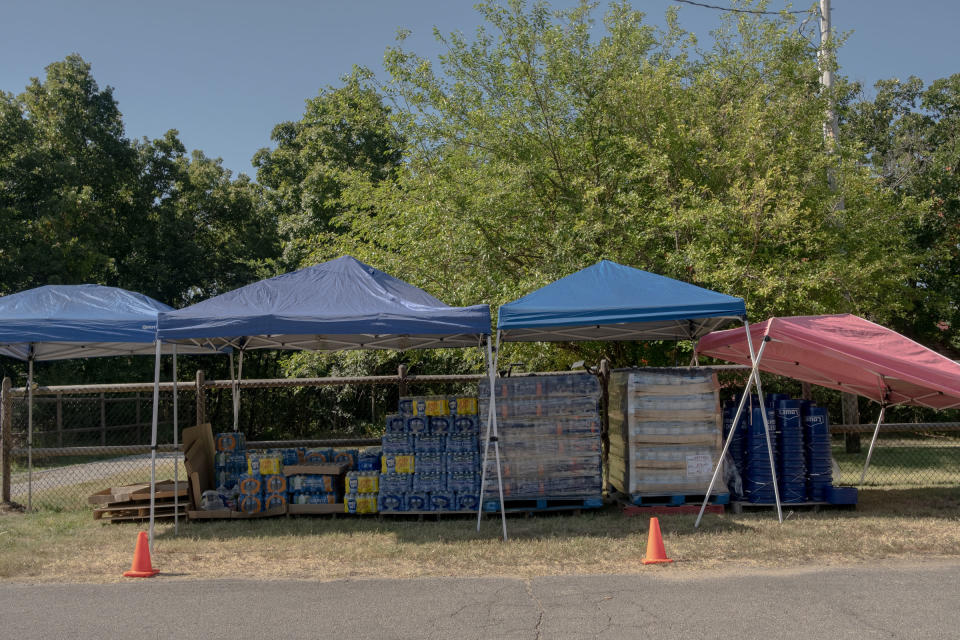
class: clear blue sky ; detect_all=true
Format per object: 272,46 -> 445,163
3,1 -> 957,178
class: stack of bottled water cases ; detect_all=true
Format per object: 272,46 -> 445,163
478,374 -> 602,501
344,449 -> 381,513
236,449 -> 291,514
289,447 -> 364,510
607,370 -> 721,497
378,395 -> 481,512
214,432 -> 247,510
218,436 -> 369,513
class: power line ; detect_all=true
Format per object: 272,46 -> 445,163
672,0 -> 810,15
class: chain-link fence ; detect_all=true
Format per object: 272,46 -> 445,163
832,424 -> 960,487
7,389 -> 195,511
0,370 -> 484,511
2,371 -> 959,512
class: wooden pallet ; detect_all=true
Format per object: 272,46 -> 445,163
90,480 -> 190,522
622,492 -> 730,507
187,506 -> 287,520
730,500 -> 856,514
621,503 -> 725,517
288,503 -> 343,515
88,480 -> 189,506
379,509 -> 477,519
482,496 -> 604,514
94,503 -> 187,522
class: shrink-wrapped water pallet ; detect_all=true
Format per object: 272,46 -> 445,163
608,369 -> 723,500
478,373 -> 603,503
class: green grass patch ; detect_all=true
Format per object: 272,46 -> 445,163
1,487 -> 959,583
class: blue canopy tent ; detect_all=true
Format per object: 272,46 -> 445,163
0,284 -> 216,518
497,260 -> 748,343
150,256 -> 500,542
486,260 -> 782,533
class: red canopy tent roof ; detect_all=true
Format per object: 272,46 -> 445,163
696,314 -> 960,410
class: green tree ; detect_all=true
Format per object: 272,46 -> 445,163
0,54 -> 138,293
254,72 -> 404,268
124,131 -> 279,305
844,75 -> 960,355
319,1 -> 920,369
0,56 -> 281,385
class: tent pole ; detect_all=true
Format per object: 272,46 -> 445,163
743,321 -> 782,523
477,337 -> 493,532
694,337 -> 769,528
172,345 -> 179,536
860,405 -> 885,485
236,349 -> 244,432
478,332 -> 508,540
228,351 -> 237,432
27,348 -> 34,512
149,339 -> 162,554
491,331 -> 506,540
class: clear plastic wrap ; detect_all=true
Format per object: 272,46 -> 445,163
480,373 -> 602,500
608,369 -> 723,495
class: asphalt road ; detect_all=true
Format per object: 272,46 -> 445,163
1,562 -> 958,639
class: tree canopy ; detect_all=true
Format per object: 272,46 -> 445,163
1,0 -> 957,396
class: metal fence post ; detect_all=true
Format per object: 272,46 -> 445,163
99,392 -> 107,446
56,393 -> 63,447
196,369 -> 206,426
135,392 -> 142,444
398,364 -> 408,397
2,377 -> 10,503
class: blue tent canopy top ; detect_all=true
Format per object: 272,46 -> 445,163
0,284 -> 214,361
157,256 -> 492,351
497,260 -> 746,342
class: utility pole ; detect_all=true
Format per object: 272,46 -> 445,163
820,0 -> 859,452
819,0 -> 840,149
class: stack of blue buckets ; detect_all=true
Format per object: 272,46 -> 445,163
744,403 -> 778,503
775,398 -> 806,503
724,393 -> 834,504
803,406 -> 833,500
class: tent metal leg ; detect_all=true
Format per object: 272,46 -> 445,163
148,340 -> 162,554
743,323 -> 782,523
477,367 -> 492,531
229,351 -> 238,432
694,337 -> 769,528
27,352 -> 33,513
860,406 -> 885,485
235,350 -> 243,432
172,345 -> 179,536
477,332 -> 507,540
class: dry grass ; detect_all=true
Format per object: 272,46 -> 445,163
2,487 -> 959,583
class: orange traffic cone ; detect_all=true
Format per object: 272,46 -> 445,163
123,531 -> 159,578
642,517 -> 673,565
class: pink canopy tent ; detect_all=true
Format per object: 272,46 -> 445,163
691,314 -> 960,522
696,314 -> 960,410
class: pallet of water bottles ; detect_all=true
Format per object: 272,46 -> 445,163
190,431 -> 383,519
377,393 -> 484,516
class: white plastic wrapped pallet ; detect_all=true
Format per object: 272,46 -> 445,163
608,369 -> 723,496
